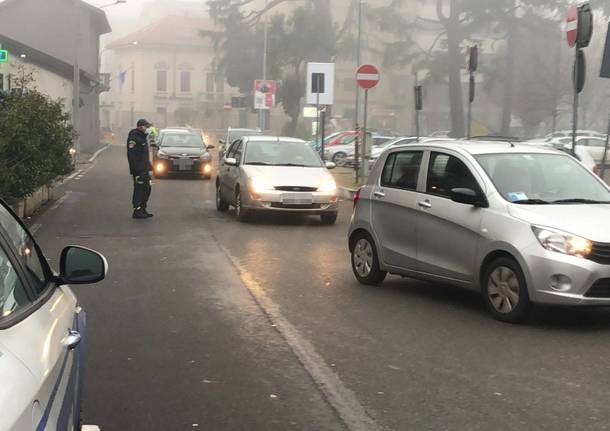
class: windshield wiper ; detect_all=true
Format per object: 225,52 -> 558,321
512,199 -> 550,205
552,198 -> 610,204
245,161 -> 272,165
274,163 -> 307,167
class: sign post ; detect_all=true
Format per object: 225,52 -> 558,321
414,85 -> 423,142
567,3 -> 593,153
356,64 -> 380,181
254,79 -> 276,132
599,22 -> 610,178
307,63 -> 335,159
467,45 -> 478,139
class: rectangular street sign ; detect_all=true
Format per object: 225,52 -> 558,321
0,50 -> 8,63
254,80 -> 276,110
306,62 -> 334,105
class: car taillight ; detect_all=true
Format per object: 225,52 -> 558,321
353,187 -> 363,208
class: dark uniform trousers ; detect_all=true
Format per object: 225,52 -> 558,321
132,171 -> 151,210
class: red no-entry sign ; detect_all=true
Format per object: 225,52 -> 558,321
356,64 -> 380,89
566,4 -> 578,48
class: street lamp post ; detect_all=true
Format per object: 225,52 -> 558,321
354,0 -> 364,183
73,0 -> 80,155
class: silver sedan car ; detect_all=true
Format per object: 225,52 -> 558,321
349,140 -> 610,322
216,136 -> 339,224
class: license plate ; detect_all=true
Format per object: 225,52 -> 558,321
281,193 -> 313,205
176,159 -> 193,171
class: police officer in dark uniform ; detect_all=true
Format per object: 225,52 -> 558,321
127,119 -> 154,219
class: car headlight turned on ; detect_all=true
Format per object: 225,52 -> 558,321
69,147 -> 76,156
154,162 -> 166,174
202,164 -> 212,174
248,177 -> 273,199
532,226 -> 592,258
318,179 -> 337,193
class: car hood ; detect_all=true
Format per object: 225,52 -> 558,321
159,146 -> 206,156
508,204 -> 610,242
243,165 -> 333,188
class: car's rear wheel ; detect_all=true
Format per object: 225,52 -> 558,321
234,189 -> 250,222
351,232 -> 386,285
216,182 -> 229,212
333,152 -> 348,166
320,213 -> 338,225
482,257 -> 531,323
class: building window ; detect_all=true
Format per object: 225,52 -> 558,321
157,70 -> 167,92
206,72 -> 215,100
215,74 -> 225,96
180,71 -> 191,93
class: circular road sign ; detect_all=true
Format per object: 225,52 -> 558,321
356,64 -> 380,90
566,4 -> 578,48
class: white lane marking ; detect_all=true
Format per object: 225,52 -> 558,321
220,246 -> 383,431
66,169 -> 82,181
88,145 -> 109,163
30,223 -> 42,234
50,191 -> 72,211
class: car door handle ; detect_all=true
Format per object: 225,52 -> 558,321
418,200 -> 432,209
62,330 -> 81,350
374,191 -> 386,198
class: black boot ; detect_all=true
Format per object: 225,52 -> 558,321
142,208 -> 154,218
132,208 -> 148,219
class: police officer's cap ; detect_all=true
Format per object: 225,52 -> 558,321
137,118 -> 151,127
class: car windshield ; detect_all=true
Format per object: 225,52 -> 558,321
160,133 -> 204,148
475,153 -> 610,204
245,140 -> 323,167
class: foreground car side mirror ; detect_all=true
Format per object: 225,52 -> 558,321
450,188 -> 488,208
325,161 -> 336,170
224,157 -> 238,166
59,246 -> 108,285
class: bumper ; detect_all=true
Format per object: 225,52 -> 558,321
523,242 -> 610,305
154,159 -> 213,176
242,189 -> 339,214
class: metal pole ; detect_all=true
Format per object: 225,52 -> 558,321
316,84 -> 320,154
362,89 -> 369,180
414,73 -> 420,142
551,34 -> 562,134
259,0 -> 268,131
73,0 -> 81,154
600,113 -> 610,178
467,72 -> 473,139
354,0 -> 363,183
572,48 -> 579,154
320,107 -> 326,161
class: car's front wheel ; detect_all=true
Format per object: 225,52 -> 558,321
350,232 -> 386,285
216,182 -> 229,212
481,257 -> 531,323
234,189 -> 250,222
332,152 -> 348,166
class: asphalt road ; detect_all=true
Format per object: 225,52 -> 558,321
32,145 -> 610,431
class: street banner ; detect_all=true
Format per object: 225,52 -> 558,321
254,80 -> 276,110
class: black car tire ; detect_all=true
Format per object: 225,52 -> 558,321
350,231 -> 386,285
320,213 -> 338,225
216,182 -> 229,212
481,257 -> 532,323
234,189 -> 250,222
332,152 -> 348,166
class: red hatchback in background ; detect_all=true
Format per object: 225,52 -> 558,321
326,131 -> 358,147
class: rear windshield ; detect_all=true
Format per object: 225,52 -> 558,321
160,133 -> 204,148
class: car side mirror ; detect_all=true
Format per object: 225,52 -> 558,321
450,188 -> 488,208
224,157 -> 238,166
59,246 -> 107,285
325,161 -> 336,170
207,145 -> 215,150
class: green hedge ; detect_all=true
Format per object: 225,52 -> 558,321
0,89 -> 75,204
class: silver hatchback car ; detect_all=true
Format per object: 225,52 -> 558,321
349,140 -> 610,322
216,136 -> 339,224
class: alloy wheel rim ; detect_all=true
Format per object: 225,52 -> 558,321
216,184 -> 221,206
235,193 -> 241,216
487,266 -> 520,314
353,239 -> 374,277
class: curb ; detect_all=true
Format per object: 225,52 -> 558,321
88,144 -> 110,163
339,187 -> 358,200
